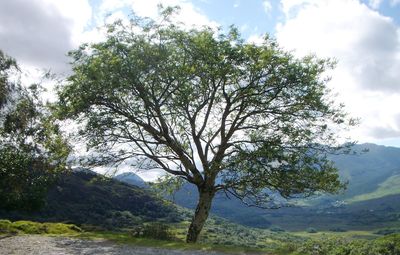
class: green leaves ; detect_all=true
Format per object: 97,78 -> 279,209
56,10 -> 352,208
0,50 -> 70,211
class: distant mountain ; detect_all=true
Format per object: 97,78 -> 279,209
330,143 -> 400,201
114,172 -> 148,188
0,170 -> 184,230
7,143 -> 397,232
168,143 -> 400,230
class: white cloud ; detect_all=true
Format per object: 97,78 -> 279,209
96,0 -> 219,29
263,0 -> 273,14
276,0 -> 400,143
247,34 -> 264,45
368,0 -> 383,9
0,0 -> 92,73
127,0 -> 218,29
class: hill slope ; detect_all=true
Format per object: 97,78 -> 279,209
114,172 -> 148,188
331,143 -> 400,201
0,170 -> 183,230
117,143 -> 400,230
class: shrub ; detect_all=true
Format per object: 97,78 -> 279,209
292,234 -> 400,255
306,227 -> 318,233
373,234 -> 400,255
0,219 -> 82,235
374,229 -> 400,236
270,226 -> 285,232
329,227 -> 347,232
132,222 -> 174,241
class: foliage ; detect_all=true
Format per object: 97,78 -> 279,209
56,7 -> 353,242
306,227 -> 318,233
132,222 -> 175,240
0,219 -> 82,235
0,50 -> 70,211
292,234 -> 400,255
270,226 -> 286,232
0,171 -> 183,230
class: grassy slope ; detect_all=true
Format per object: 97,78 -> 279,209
347,174 -> 400,203
0,170 -> 184,230
0,219 -> 295,254
2,219 -> 399,255
147,144 -> 400,231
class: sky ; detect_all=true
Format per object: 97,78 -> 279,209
0,0 -> 399,153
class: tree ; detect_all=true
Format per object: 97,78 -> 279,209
56,9 -> 354,243
0,50 -> 70,211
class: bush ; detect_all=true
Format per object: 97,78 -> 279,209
306,227 -> 318,233
0,219 -> 82,235
270,226 -> 285,232
373,234 -> 400,255
329,227 -> 347,232
292,234 -> 400,255
374,229 -> 400,236
132,222 -> 174,240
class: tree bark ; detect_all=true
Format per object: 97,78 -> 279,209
186,187 -> 215,243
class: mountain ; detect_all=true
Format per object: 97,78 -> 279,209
114,172 -> 148,188
6,143 -> 397,232
330,143 -> 400,201
166,143 -> 400,230
0,169 -> 185,230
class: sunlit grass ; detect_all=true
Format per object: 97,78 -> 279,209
292,230 -> 379,240
0,219 -> 82,236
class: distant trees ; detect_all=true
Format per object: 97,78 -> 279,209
56,8 -> 354,242
0,50 -> 70,211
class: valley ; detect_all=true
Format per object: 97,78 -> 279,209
1,143 -> 400,254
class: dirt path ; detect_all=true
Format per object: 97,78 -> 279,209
0,235 -> 233,255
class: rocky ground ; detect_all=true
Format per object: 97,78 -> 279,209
0,235 -> 232,255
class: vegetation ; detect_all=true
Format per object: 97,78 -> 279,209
0,219 -> 81,235
348,174 -> 400,203
0,170 -> 183,230
291,234 -> 400,255
2,218 -> 400,255
56,7 -> 354,242
0,50 -> 70,211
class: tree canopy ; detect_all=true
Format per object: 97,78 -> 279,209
0,50 -> 70,211
57,9 -> 354,242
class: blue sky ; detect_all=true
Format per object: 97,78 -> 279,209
0,0 -> 400,150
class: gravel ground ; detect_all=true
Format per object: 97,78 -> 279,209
0,235 -> 234,255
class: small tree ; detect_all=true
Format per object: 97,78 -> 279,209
0,50 -> 70,211
57,9 -> 353,243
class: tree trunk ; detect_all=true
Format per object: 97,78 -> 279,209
186,187 -> 215,243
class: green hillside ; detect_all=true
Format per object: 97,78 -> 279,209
331,143 -> 400,199
0,170 -> 184,230
348,174 -> 400,203
117,143 -> 400,231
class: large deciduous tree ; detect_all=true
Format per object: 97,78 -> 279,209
0,50 -> 70,211
57,10 -> 354,243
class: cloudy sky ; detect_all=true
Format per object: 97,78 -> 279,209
1,0 -> 400,149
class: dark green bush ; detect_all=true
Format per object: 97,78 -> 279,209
306,227 -> 318,233
374,229 -> 400,236
292,234 -> 400,255
329,227 -> 347,232
132,222 -> 174,240
270,226 -> 285,232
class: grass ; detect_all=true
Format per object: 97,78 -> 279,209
347,174 -> 400,203
0,219 -> 82,235
0,219 -> 274,254
292,230 -> 379,240
3,219 -> 395,255
79,231 -> 273,254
